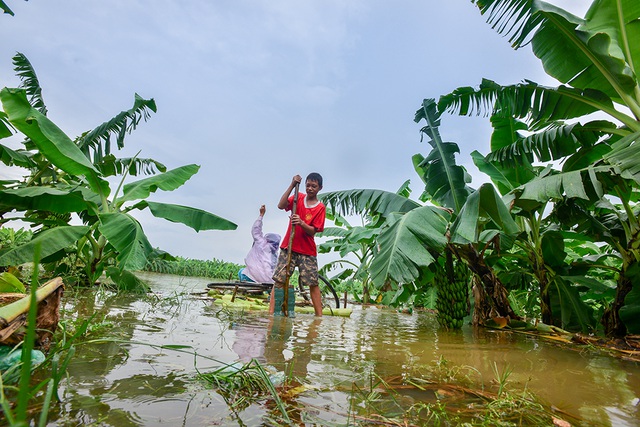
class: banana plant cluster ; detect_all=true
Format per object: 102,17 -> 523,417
321,0 -> 640,337
451,0 -> 640,337
0,53 -> 237,290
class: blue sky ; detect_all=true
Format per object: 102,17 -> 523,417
0,1 -> 591,265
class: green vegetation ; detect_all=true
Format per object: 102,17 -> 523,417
144,256 -> 243,280
0,252 -> 89,427
194,354 -> 572,426
320,0 -> 640,339
0,53 -> 237,291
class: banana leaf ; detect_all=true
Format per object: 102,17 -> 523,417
0,226 -> 90,266
117,164 -> 200,204
0,88 -> 109,196
134,200 -> 237,232
548,276 -> 597,332
0,186 -> 100,214
450,183 -> 520,244
98,212 -> 152,271
320,189 -> 420,218
370,206 -> 450,287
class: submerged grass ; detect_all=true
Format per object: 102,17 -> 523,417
197,359 -> 291,423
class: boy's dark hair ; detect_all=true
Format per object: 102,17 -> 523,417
306,172 -> 323,187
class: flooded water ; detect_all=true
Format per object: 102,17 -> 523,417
34,272 -> 640,426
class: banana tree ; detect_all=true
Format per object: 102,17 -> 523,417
319,181 -> 416,304
414,99 -> 521,323
0,54 -> 237,289
321,99 -> 521,325
451,0 -> 640,336
462,102 -> 608,331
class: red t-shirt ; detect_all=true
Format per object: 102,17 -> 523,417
280,193 -> 326,256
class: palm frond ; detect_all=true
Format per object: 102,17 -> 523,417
438,79 -> 631,129
320,189 -> 420,218
96,155 -> 167,177
12,52 -> 47,115
471,0 -> 543,48
76,94 -> 157,162
486,121 -> 613,166
473,1 -> 640,111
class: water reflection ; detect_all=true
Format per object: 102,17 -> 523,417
25,273 -> 640,426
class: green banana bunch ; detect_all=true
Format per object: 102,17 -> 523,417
435,257 -> 470,329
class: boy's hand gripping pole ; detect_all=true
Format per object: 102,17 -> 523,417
282,182 -> 299,317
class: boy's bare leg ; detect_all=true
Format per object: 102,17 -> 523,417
269,286 -> 276,314
310,285 -> 323,317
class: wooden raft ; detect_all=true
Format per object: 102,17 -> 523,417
0,277 -> 64,351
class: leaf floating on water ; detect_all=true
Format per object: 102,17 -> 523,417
552,417 -> 572,427
490,316 -> 509,328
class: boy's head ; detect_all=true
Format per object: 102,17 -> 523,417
306,172 -> 323,188
305,172 -> 323,199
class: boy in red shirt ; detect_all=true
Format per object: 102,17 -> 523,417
270,173 -> 326,316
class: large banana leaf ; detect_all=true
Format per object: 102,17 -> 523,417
117,164 -> 200,204
133,200 -> 237,232
0,225 -> 90,266
320,189 -> 420,218
370,206 -> 450,287
439,78 -> 634,131
414,99 -> 472,212
0,186 -> 100,214
471,150 -> 531,195
488,121 -> 611,164
450,183 -> 520,244
548,276 -> 597,332
98,212 -> 153,271
0,88 -> 109,196
0,112 -> 12,139
471,0 -> 640,117
322,225 -> 379,258
516,167 -> 609,202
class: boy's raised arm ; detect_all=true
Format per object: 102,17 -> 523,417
278,175 -> 301,210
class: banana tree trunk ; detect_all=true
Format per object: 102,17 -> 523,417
602,262 -> 636,338
451,243 -> 519,325
537,267 -> 553,326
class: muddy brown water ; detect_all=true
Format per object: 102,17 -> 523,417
35,272 -> 640,426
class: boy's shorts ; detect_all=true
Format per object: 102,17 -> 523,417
272,251 -> 319,288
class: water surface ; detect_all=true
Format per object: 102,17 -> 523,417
37,272 -> 640,426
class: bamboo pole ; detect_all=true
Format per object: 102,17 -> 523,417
0,277 -> 64,328
282,182 -> 300,317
